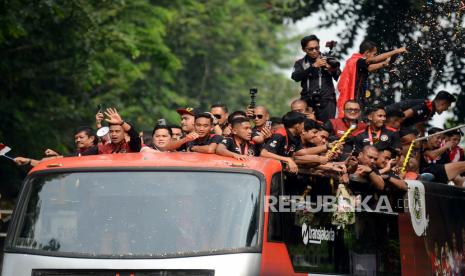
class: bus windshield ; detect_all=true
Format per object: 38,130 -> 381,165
12,171 -> 261,257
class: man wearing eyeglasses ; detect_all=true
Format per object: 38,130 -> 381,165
291,34 -> 341,122
324,100 -> 367,142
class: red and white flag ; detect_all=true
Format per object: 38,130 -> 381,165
0,143 -> 11,156
0,143 -> 14,161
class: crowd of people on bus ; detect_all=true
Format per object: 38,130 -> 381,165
12,36 -> 465,195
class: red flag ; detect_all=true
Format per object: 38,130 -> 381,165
337,53 -> 363,118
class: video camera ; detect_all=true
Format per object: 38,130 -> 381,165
321,40 -> 341,68
303,41 -> 340,108
248,88 -> 258,119
249,88 -> 258,109
304,90 -> 322,108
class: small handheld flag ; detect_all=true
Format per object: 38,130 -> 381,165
0,143 -> 14,161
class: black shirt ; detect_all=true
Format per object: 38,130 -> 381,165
263,128 -> 303,157
220,137 -> 259,156
73,146 -> 98,156
355,58 -> 370,106
252,127 -> 262,138
176,143 -> 187,152
385,99 -> 434,128
353,126 -> 401,152
419,147 -> 450,170
291,55 -> 340,101
187,134 -> 223,150
348,167 -> 381,201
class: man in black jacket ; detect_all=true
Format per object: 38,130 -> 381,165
385,90 -> 456,133
291,34 -> 340,121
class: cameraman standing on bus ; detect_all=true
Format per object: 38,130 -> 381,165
291,35 -> 341,122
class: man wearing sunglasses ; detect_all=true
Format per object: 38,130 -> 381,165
210,103 -> 229,135
251,106 -> 272,145
291,34 -> 340,122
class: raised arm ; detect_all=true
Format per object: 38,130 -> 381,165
104,108 -> 141,152
366,47 -> 406,65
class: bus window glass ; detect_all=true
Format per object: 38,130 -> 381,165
13,171 -> 261,257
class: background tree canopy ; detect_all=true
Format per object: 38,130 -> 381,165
0,0 -> 295,198
0,0 -> 463,199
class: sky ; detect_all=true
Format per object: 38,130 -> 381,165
284,11 -> 458,128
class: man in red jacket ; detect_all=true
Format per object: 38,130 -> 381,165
98,108 -> 141,154
324,100 -> 367,141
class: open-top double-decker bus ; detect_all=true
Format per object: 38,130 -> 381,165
2,152 -> 464,275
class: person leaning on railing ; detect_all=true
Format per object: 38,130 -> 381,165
420,128 -> 465,186
345,145 -> 385,192
14,126 -> 99,167
260,112 -> 337,174
375,147 -> 407,191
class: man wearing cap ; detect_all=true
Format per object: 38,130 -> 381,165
165,107 -> 202,151
177,107 -> 201,135
385,90 -> 456,131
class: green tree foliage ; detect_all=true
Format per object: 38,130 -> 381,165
0,0 -> 293,197
163,0 -> 293,113
0,0 -> 179,196
272,0 -> 464,113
